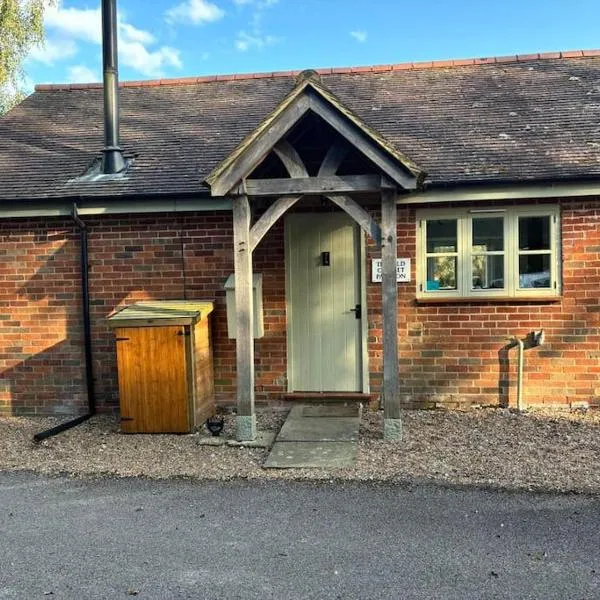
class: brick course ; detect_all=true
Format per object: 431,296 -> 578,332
1,199 -> 600,416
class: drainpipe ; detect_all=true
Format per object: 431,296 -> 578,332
506,330 -> 544,413
513,336 -> 525,412
34,204 -> 95,441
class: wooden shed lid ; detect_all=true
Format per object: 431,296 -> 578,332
107,300 -> 214,327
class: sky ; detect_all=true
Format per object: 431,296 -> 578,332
24,0 -> 600,87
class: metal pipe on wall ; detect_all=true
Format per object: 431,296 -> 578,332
33,205 -> 96,442
101,0 -> 126,174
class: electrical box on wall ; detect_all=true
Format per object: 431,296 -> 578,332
224,273 -> 265,339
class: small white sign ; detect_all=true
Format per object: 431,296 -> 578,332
371,258 -> 411,283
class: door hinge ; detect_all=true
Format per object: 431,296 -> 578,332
115,337 -> 130,342
177,330 -> 191,337
120,416 -> 134,421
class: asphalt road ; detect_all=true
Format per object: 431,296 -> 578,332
0,473 -> 599,599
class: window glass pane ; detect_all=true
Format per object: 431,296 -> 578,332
426,219 -> 457,253
472,218 -> 504,252
472,255 -> 504,289
519,216 -> 550,250
427,256 -> 457,290
519,255 -> 551,288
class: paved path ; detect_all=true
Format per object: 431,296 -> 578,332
264,403 -> 360,467
1,472 -> 599,599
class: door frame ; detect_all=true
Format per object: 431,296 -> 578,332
284,213 -> 369,394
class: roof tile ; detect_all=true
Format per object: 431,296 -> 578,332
4,52 -> 600,202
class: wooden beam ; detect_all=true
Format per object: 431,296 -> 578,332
318,140 -> 349,176
232,194 -> 256,441
381,187 -> 401,439
325,194 -> 382,246
245,174 -> 382,197
308,95 -> 417,190
209,95 -> 311,197
273,140 -> 309,178
249,195 -> 303,251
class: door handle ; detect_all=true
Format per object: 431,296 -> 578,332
349,304 -> 361,319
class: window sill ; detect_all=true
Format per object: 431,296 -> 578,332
415,295 -> 562,304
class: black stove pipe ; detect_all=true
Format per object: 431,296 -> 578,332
101,0 -> 126,174
33,205 -> 95,442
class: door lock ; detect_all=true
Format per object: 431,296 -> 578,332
349,304 -> 362,319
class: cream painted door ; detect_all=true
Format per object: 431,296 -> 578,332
285,213 -> 362,392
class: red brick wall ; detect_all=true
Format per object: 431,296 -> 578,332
2,199 -> 600,416
0,220 -> 87,415
365,199 -> 600,409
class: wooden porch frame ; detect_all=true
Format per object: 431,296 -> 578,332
208,72 -> 413,441
231,140 -> 402,442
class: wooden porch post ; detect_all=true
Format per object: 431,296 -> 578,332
233,194 -> 257,441
381,187 -> 402,440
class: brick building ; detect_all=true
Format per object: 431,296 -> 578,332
1,50 -> 600,437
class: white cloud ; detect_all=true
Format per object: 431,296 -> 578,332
350,30 -> 368,43
37,1 -> 183,78
45,4 -> 102,44
28,38 -> 78,65
165,0 -> 225,25
232,0 -> 279,52
119,42 -> 182,77
67,65 -> 98,83
234,31 -> 278,52
119,23 -> 156,46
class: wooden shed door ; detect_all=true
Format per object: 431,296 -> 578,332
115,326 -> 190,433
285,213 -> 362,392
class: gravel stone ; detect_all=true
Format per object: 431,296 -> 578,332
1,406 -> 599,494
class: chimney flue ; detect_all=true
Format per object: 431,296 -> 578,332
101,0 -> 126,174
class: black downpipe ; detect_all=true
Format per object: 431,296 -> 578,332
33,205 -> 96,442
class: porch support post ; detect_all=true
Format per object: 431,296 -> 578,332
381,187 -> 402,440
233,194 -> 257,441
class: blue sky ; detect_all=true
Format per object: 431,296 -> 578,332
25,0 -> 600,86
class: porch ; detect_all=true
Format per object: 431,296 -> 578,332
205,70 -> 424,441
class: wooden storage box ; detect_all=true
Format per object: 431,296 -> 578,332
107,301 -> 215,433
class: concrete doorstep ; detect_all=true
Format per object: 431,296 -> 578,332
264,403 -> 360,468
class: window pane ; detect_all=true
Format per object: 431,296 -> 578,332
472,255 -> 504,289
519,216 -> 550,250
427,256 -> 457,290
472,218 -> 504,252
426,219 -> 457,253
519,255 -> 551,288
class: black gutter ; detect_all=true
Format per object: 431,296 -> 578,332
33,204 -> 96,442
421,175 -> 600,191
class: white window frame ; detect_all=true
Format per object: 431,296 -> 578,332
416,205 -> 561,299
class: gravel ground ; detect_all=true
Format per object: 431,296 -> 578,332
1,406 -> 600,494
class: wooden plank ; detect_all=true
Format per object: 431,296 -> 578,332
193,315 -> 215,427
273,140 -> 309,178
325,194 -> 382,246
318,140 -> 349,176
115,325 -> 190,433
210,95 -> 311,197
232,195 -> 256,435
246,174 -> 382,197
250,195 -> 302,251
381,188 -> 401,421
308,95 -> 417,190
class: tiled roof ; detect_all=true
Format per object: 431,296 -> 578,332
1,51 -> 600,201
